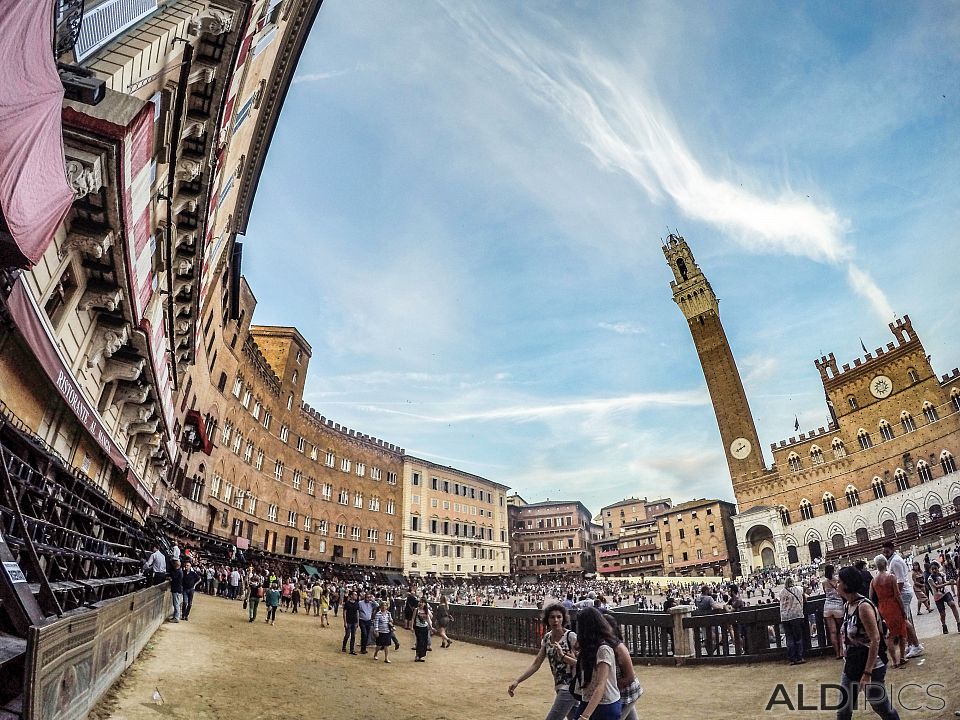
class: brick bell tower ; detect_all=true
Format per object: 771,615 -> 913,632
663,234 -> 766,485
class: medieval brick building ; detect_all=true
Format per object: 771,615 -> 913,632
665,234 -> 960,572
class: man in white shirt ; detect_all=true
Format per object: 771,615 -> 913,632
171,542 -> 181,562
143,544 -> 167,585
882,540 -> 924,658
229,567 -> 241,600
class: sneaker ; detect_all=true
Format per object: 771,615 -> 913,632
349,651 -> 358,655
905,646 -> 923,659
384,659 -> 391,664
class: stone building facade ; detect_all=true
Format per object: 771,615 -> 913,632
400,456 -> 510,578
0,0 -> 270,518
508,499 -> 596,575
598,496 -> 671,539
658,498 -> 740,578
170,275 -> 404,566
664,234 -> 960,573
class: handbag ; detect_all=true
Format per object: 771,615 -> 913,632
242,598 -> 248,609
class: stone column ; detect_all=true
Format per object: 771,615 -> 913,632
670,604 -> 695,658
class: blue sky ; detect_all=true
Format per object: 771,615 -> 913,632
243,2 -> 960,517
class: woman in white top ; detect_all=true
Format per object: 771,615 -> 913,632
572,608 -> 621,720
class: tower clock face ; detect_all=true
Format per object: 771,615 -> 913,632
730,437 -> 752,460
869,375 -> 893,399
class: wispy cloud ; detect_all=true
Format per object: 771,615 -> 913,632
291,69 -> 350,85
847,265 -> 895,321
599,321 -> 645,335
437,2 -> 894,320
352,389 -> 708,424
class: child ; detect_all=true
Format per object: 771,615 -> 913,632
265,582 -> 281,625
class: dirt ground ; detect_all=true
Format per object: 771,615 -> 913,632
94,594 -> 960,720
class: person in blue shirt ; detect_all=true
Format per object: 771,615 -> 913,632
265,582 -> 281,626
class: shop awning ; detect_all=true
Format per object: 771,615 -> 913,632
301,564 -> 320,577
0,0 -> 75,267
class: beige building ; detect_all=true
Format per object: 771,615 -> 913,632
400,457 -> 510,578
664,234 -> 960,572
599,496 -> 672,539
658,498 -> 740,578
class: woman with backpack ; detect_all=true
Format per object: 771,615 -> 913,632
570,607 -> 621,720
836,566 -> 900,720
507,603 -> 578,720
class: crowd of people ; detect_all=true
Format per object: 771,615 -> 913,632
141,534 -> 959,720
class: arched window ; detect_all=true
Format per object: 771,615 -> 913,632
878,420 -> 895,442
900,411 -> 916,433
778,506 -> 791,526
907,367 -> 920,384
822,493 -> 837,514
832,438 -> 846,459
942,450 -> 957,475
799,499 -> 815,521
872,476 -> 886,499
922,401 -> 939,424
810,446 -> 824,465
894,468 -> 910,492
788,452 -> 802,473
857,429 -> 872,450
952,389 -> 960,414
845,485 -> 860,508
917,460 -> 933,483
848,395 -> 858,410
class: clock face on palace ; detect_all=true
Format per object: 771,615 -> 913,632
730,437 -> 752,460
870,375 -> 893,399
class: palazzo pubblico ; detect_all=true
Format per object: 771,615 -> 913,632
664,235 -> 960,573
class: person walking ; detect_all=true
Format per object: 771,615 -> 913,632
265,582 -> 281,625
228,567 -> 241,600
434,595 -> 454,648
778,577 -> 807,665
881,541 -> 923,658
822,565 -> 845,660
870,555 -> 908,668
508,603 -> 578,720
319,586 -> 331,627
168,559 -> 183,622
836,566 -> 900,720
311,581 -> 322,617
247,572 -> 263,622
926,561 -> 960,634
181,560 -> 202,621
372,601 -> 394,663
413,598 -> 432,662
342,590 -> 360,654
404,588 -> 418,630
570,607 -> 621,720
604,614 -> 643,720
358,592 -> 376,653
912,562 -> 931,615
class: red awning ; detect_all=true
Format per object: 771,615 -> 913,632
0,0 -> 75,267
184,409 -> 213,455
